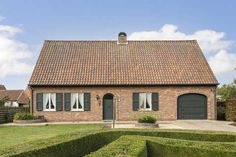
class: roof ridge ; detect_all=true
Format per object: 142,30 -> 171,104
44,39 -> 197,42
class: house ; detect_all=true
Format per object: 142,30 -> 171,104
28,32 -> 218,122
0,86 -> 30,107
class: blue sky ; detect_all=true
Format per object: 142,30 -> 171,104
0,0 -> 235,89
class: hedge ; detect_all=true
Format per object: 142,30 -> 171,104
88,135 -> 236,157
147,138 -> 236,157
3,129 -> 236,157
225,99 -> 236,121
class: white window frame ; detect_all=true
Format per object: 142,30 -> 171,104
139,93 -> 152,111
71,93 -> 84,111
43,93 -> 56,111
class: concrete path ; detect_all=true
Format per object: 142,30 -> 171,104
2,120 -> 236,132
114,120 -> 236,132
162,120 -> 236,132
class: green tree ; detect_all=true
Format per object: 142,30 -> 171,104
0,96 -> 9,107
217,79 -> 236,101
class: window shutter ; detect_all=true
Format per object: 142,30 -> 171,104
133,93 -> 139,111
84,93 -> 91,111
152,93 -> 159,111
56,93 -> 63,111
36,93 -> 43,111
64,93 -> 71,111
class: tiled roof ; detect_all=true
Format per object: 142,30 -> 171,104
29,40 -> 218,86
0,90 -> 23,101
0,85 -> 6,90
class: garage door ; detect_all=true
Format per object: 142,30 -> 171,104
177,94 -> 207,119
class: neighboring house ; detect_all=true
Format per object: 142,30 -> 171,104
28,32 -> 218,122
0,85 -> 6,90
0,86 -> 30,107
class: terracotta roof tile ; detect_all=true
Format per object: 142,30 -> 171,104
0,90 -> 23,101
29,40 -> 218,86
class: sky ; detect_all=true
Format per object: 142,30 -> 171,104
0,0 -> 235,89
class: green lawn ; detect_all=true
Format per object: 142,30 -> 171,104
0,124 -> 236,157
0,124 -> 103,154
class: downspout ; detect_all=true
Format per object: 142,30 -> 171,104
29,86 -> 34,115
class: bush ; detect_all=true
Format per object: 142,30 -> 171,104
225,100 -> 236,121
138,115 -> 156,123
88,135 -> 236,157
14,113 -> 38,120
4,130 -> 236,157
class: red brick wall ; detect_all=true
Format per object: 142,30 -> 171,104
31,86 -> 216,121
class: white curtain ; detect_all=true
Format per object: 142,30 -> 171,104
146,93 -> 152,109
71,93 -> 77,109
139,93 -> 146,109
43,93 -> 49,110
51,93 -> 56,110
78,93 -> 84,109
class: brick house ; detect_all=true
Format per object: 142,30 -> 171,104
0,85 -> 30,107
28,32 -> 218,122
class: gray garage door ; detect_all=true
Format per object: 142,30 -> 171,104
177,94 -> 207,119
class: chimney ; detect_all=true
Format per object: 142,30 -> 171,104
118,32 -> 128,44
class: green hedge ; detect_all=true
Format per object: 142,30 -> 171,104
86,136 -> 147,157
5,129 -> 236,157
226,99 -> 236,121
89,135 -> 236,157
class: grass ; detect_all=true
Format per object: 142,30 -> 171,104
0,124 -> 103,154
0,125 -> 236,157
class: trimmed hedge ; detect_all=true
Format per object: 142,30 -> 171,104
226,99 -> 236,121
88,135 -> 236,157
147,138 -> 236,157
87,136 -> 147,157
3,129 -> 236,157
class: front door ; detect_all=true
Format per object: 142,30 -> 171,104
103,93 -> 114,120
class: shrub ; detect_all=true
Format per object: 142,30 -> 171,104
14,113 -> 38,120
88,135 -> 236,157
225,100 -> 236,121
138,115 -> 156,123
4,130 -> 236,157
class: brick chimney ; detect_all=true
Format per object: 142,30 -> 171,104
118,32 -> 128,44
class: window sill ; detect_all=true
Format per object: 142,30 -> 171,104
138,109 -> 152,112
71,110 -> 84,112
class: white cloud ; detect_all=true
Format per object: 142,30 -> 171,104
129,24 -> 236,79
0,24 -> 33,77
209,50 -> 236,74
129,24 -> 233,53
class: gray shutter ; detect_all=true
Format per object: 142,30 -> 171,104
152,93 -> 159,111
56,93 -> 63,111
84,93 -> 91,111
36,93 -> 43,111
133,93 -> 139,111
64,93 -> 71,111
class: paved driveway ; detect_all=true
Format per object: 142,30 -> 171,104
159,120 -> 236,132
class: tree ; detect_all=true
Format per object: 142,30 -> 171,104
0,96 -> 9,107
217,79 -> 236,101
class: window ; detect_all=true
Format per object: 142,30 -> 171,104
71,93 -> 84,111
43,93 -> 56,111
139,93 -> 152,110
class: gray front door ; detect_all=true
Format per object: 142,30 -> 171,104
103,99 -> 113,120
177,94 -> 207,119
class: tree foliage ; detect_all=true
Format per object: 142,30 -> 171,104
0,96 -> 9,106
217,79 -> 236,101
